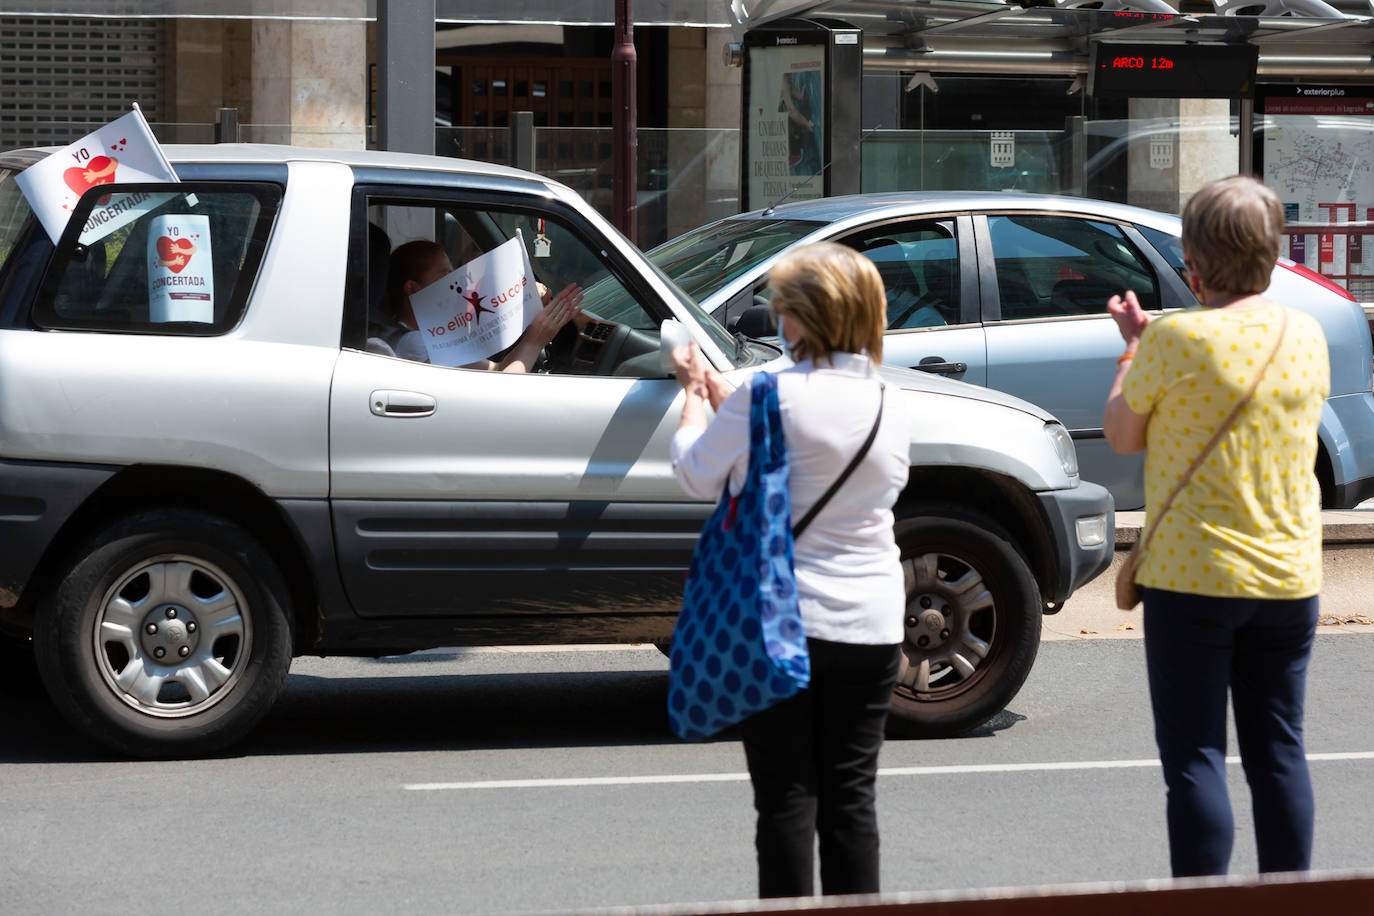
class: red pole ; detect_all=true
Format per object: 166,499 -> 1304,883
613,0 -> 637,244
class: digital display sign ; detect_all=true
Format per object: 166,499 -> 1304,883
1089,43 -> 1258,99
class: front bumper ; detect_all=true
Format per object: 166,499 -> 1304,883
1036,480 -> 1114,607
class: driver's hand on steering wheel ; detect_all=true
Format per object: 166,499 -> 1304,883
528,282 -> 584,347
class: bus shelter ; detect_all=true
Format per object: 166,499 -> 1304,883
730,0 -> 1374,300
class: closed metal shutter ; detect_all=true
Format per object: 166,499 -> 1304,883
0,17 -> 164,151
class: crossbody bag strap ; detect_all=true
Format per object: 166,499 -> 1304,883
793,383 -> 885,539
1132,307 -> 1289,562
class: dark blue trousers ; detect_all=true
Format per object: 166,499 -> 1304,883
1142,587 -> 1318,877
739,638 -> 902,898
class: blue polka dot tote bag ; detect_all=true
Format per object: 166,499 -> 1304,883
668,371 -> 810,741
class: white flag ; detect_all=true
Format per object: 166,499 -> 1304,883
15,106 -> 178,244
408,234 -> 544,368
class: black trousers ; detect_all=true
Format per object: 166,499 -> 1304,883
739,637 -> 902,899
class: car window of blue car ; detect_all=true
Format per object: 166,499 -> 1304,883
1135,224 -> 1193,298
986,215 -> 1160,321
848,223 -> 961,331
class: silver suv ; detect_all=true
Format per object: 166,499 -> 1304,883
0,145 -> 1112,756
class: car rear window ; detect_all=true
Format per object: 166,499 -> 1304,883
32,181 -> 282,335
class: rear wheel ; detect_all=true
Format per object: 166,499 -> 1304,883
886,509 -> 1041,738
34,509 -> 293,757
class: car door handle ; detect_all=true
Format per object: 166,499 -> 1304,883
913,358 -> 967,375
370,389 -> 436,418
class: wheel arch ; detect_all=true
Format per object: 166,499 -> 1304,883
897,467 -> 1056,604
13,465 -> 321,651
1315,436 -> 1337,509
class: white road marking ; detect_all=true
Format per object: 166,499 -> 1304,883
402,751 -> 1374,791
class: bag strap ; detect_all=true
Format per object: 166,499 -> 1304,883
1131,307 -> 1289,563
793,383 -> 885,539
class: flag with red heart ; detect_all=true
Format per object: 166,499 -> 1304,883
15,105 -> 178,244
148,213 -> 214,323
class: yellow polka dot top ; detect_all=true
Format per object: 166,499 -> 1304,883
1121,302 -> 1329,598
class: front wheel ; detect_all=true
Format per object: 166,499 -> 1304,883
34,509 -> 293,757
886,510 -> 1041,738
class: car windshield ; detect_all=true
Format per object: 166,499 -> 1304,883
646,217 -> 823,305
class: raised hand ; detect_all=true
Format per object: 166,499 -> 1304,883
528,282 -> 583,347
1106,289 -> 1152,349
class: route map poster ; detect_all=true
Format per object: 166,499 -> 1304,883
1260,88 -> 1374,301
745,42 -> 825,211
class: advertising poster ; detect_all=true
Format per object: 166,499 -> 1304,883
15,106 -> 178,245
407,234 -> 542,368
1261,88 -> 1374,300
746,42 -> 825,210
147,214 -> 213,323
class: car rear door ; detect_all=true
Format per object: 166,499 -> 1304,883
976,211 -> 1168,509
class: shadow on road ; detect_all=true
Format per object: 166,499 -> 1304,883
1,660 -> 1035,763
0,666 -> 682,763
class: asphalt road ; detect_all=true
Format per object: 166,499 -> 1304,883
3,634 -> 1374,915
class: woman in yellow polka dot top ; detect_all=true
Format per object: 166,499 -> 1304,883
1102,175 -> 1329,878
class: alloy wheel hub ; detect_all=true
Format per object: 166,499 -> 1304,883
138,604 -> 201,663
906,595 -> 953,649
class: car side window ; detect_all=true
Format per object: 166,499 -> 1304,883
1136,224 -> 1193,297
847,222 -> 961,330
986,215 -> 1160,321
364,199 -> 663,376
32,183 -> 281,335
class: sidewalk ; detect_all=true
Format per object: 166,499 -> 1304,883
1044,510 -> 1374,641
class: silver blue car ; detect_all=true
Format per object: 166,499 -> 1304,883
649,192 -> 1374,510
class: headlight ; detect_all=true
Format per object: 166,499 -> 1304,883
1044,422 -> 1079,478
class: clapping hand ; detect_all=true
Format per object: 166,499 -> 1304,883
1107,289 -> 1152,349
529,282 -> 583,346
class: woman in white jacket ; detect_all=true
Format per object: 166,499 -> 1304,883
671,242 -> 910,898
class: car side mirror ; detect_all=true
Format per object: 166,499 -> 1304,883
659,318 -> 691,376
731,304 -> 777,339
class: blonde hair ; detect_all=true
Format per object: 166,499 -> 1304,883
767,242 -> 885,364
1181,175 -> 1284,296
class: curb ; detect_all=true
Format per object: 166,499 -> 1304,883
1046,510 -> 1374,641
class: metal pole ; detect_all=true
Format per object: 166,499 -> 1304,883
377,0 -> 436,155
511,111 -> 535,172
1239,97 -> 1255,177
214,107 -> 238,143
613,0 -> 638,244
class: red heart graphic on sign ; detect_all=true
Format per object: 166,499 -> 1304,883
155,236 -> 197,274
62,155 -> 119,196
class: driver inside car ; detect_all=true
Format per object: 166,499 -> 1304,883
367,239 -> 583,372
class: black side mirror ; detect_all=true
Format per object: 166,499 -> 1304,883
731,304 -> 776,339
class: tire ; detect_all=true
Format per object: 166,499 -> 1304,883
886,509 -> 1041,739
33,509 -> 293,758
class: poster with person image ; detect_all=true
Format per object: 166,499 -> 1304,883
147,214 -> 214,323
746,43 -> 825,210
407,234 -> 543,368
